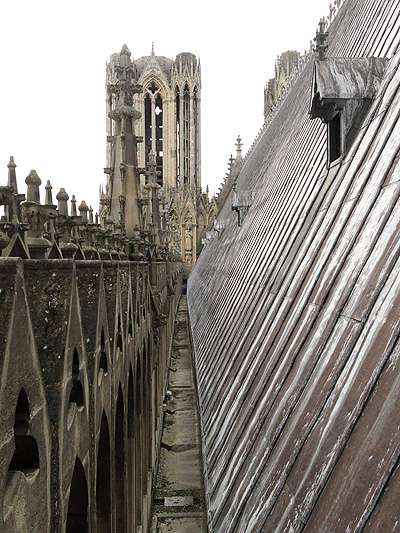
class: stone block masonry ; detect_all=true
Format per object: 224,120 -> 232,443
0,256 -> 183,532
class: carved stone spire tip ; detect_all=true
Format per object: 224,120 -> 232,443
121,44 -> 131,56
235,135 -> 243,160
45,180 -> 54,205
315,17 -> 329,60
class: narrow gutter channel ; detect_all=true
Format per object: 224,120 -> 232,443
151,294 -> 208,532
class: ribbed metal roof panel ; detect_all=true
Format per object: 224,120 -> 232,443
188,0 -> 400,531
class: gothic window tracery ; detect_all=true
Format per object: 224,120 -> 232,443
183,83 -> 190,184
193,86 -> 198,183
175,86 -> 180,186
144,81 -> 163,186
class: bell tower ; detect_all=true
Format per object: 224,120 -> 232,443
105,45 -> 212,266
132,46 -> 201,193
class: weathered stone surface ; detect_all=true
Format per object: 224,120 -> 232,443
151,295 -> 207,532
0,257 -> 183,532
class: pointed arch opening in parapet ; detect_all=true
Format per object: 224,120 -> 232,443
66,457 -> 88,533
135,351 -> 143,526
116,314 -> 123,358
142,294 -> 146,323
8,389 -> 39,475
128,303 -> 133,339
127,364 -> 136,529
69,348 -> 84,409
98,328 -> 108,386
96,411 -> 111,532
144,335 -> 152,474
136,275 -> 142,328
115,384 -> 126,532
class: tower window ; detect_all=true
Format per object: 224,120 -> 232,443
155,94 -> 163,185
145,94 -> 152,163
176,87 -> 180,187
183,83 -> 190,184
144,82 -> 164,185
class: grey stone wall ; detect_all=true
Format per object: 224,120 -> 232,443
0,257 -> 182,532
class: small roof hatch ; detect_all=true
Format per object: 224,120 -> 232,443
310,57 -> 388,122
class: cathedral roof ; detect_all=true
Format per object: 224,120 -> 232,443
188,0 -> 400,530
175,52 -> 197,69
134,55 -> 174,82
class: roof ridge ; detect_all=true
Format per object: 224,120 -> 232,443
241,0 -> 345,170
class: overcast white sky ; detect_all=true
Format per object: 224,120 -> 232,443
0,0 -> 332,212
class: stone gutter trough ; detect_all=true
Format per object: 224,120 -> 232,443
151,295 -> 207,532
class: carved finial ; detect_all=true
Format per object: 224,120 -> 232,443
329,3 -> 335,22
119,44 -> 132,68
25,170 -> 41,203
236,135 -> 243,162
151,42 -> 155,56
56,188 -> 69,216
120,44 -> 131,57
315,17 -> 329,60
56,188 -> 69,201
71,195 -> 77,216
319,17 -> 328,33
145,150 -> 161,186
79,200 -> 89,223
45,180 -> 54,205
89,206 -> 94,224
7,156 -> 16,170
7,156 -> 17,193
106,216 -> 114,230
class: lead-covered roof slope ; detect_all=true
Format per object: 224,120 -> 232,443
188,0 -> 400,531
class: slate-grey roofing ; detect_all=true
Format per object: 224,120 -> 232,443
134,55 -> 174,80
187,0 -> 400,531
313,57 -> 388,99
310,57 -> 389,120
